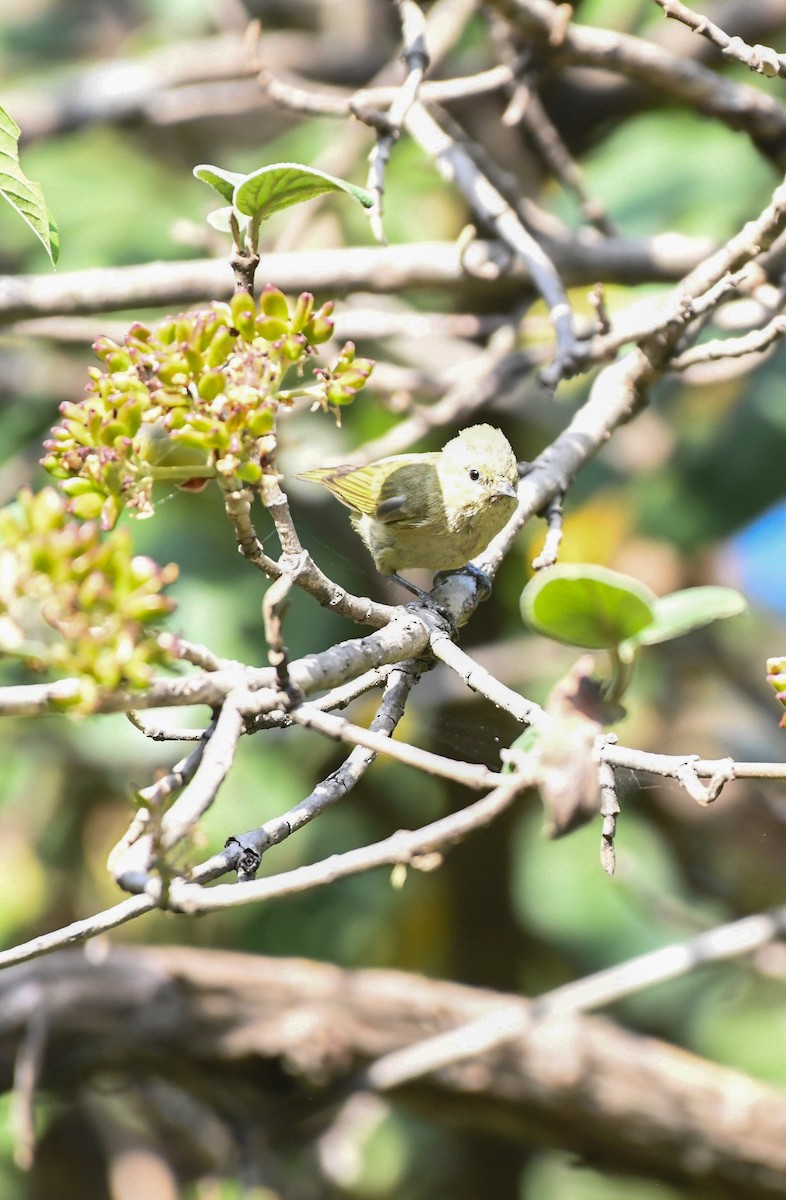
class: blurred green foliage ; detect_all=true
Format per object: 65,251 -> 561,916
575,109 -> 774,240
0,126 -> 204,272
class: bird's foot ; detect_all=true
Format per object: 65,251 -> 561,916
387,575 -> 457,639
433,563 -> 493,602
404,598 -> 458,640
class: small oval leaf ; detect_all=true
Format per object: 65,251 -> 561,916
634,586 -> 747,646
205,205 -> 250,234
521,564 -> 656,649
0,106 -> 59,265
234,163 -> 374,220
193,164 -> 248,203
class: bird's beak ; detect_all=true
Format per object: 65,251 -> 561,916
496,481 -> 518,500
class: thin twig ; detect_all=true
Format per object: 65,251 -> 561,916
363,899 -> 786,1092
265,63 -> 517,115
157,696 -> 248,853
125,714 -> 209,742
223,486 -> 394,628
111,702 -> 245,892
108,727 -> 215,886
262,574 -> 297,699
226,661 -> 422,877
531,492 -> 564,570
653,0 -> 786,78
166,769 -> 534,914
309,664 -> 395,712
170,638 -> 237,671
403,100 -> 578,386
572,267 -> 746,372
429,631 -> 545,727
260,473 -> 303,562
494,39 -> 616,235
223,486 -> 281,576
602,743 -> 784,783
288,702 -> 501,789
670,313 -> 786,370
494,0 -> 786,166
363,0 -> 430,243
0,896 -> 156,971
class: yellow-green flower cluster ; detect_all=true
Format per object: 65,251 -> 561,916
42,288 -> 373,529
767,656 -> 786,726
313,340 -> 377,407
0,488 -> 178,708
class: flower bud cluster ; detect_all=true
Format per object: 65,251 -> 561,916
767,656 -> 786,726
313,340 -> 376,408
0,488 -> 178,707
42,288 -> 373,529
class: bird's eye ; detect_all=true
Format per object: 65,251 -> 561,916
468,467 -> 481,482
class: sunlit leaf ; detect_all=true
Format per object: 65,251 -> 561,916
634,586 -> 747,646
521,564 -> 655,649
193,163 -> 248,203
234,163 -> 373,220
0,106 -> 59,265
204,205 -> 250,234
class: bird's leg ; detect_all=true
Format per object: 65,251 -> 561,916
387,574 -> 458,639
387,573 -> 431,602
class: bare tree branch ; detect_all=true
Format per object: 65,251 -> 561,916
3,946 -> 786,1196
0,235 -> 715,323
363,899 -> 786,1103
654,0 -> 786,78
492,0 -> 786,164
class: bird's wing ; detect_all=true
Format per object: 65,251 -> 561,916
374,461 -> 439,525
298,456 -> 440,523
298,464 -> 385,517
375,492 -> 409,522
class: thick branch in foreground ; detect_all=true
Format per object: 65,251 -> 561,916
3,946 -> 786,1197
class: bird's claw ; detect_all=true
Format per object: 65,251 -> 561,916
433,563 -> 493,602
404,599 -> 458,640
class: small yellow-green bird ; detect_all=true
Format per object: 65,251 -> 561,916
298,424 -> 519,584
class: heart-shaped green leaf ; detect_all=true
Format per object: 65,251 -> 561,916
234,163 -> 373,220
521,564 -> 656,649
0,106 -> 59,265
633,586 -> 747,646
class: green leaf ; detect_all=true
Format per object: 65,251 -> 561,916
0,106 -> 59,265
521,564 -> 656,649
205,205 -> 250,234
633,586 -> 747,647
193,164 -> 248,203
234,163 -> 374,221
